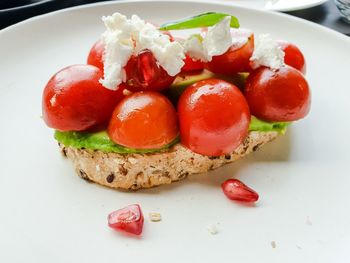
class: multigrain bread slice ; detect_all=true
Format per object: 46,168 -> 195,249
59,131 -> 279,190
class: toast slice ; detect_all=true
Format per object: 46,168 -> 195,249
59,131 -> 279,190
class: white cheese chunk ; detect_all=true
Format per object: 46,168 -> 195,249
203,16 -> 232,61
183,35 -> 207,61
100,13 -> 185,90
250,34 -> 285,70
230,28 -> 251,50
184,16 -> 233,62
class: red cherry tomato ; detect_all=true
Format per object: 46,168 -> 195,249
244,66 -> 311,122
42,65 -> 124,131
181,54 -> 204,73
108,91 -> 178,149
178,79 -> 250,156
205,32 -> 254,75
123,50 -> 175,92
278,40 -> 306,74
87,39 -> 105,71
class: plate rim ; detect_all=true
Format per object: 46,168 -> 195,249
0,0 -> 56,13
266,0 -> 328,12
0,0 -> 348,44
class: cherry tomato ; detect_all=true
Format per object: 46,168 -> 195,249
278,40 -> 306,74
244,65 -> 311,122
178,79 -> 250,156
87,39 -> 104,71
108,91 -> 178,149
205,32 -> 254,75
181,54 -> 204,73
42,65 -> 124,131
123,50 -> 175,92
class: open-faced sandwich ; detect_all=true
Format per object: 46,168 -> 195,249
42,12 -> 310,190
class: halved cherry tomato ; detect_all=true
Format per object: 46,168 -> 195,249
108,91 -> 178,149
181,54 -> 204,73
244,65 -> 311,122
278,40 -> 306,74
123,50 -> 175,92
178,79 -> 250,156
205,32 -> 254,75
42,65 -> 124,131
87,39 -> 104,71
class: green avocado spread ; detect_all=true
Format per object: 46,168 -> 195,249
54,71 -> 289,154
55,130 -> 180,154
55,117 -> 288,154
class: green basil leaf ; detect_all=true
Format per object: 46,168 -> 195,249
159,12 -> 239,30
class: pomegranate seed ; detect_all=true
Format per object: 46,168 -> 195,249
123,49 -> 175,92
107,204 -> 144,235
221,179 -> 259,202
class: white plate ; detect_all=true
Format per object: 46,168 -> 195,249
230,0 -> 328,11
1,1 -> 350,262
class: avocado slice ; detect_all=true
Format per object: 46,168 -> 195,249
55,117 -> 289,154
55,130 -> 180,154
249,116 -> 289,134
164,70 -> 214,104
165,70 -> 249,105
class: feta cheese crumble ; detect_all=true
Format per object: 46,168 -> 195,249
183,34 -> 206,62
183,17 -> 251,63
100,12 -> 185,90
250,34 -> 285,70
203,16 -> 232,61
184,16 -> 233,62
230,28 -> 252,50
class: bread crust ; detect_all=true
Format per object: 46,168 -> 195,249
59,131 -> 279,190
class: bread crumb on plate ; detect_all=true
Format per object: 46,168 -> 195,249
149,212 -> 162,222
207,224 -> 218,235
271,241 -> 277,248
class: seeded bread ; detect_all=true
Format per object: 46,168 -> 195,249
59,131 -> 279,190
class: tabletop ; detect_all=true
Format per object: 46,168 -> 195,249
0,0 -> 349,35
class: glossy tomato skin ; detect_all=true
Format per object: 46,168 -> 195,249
42,65 -> 124,131
178,79 -> 250,156
123,50 -> 175,92
87,39 -> 105,71
278,40 -> 306,74
205,33 -> 254,75
108,91 -> 178,149
244,66 -> 311,122
181,54 -> 204,73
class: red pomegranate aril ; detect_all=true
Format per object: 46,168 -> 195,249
107,204 -> 144,235
123,49 -> 175,92
221,179 -> 259,202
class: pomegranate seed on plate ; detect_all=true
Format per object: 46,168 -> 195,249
221,179 -> 259,202
107,204 -> 144,235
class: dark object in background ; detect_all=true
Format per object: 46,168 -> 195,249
0,0 -> 108,29
0,0 -> 58,29
286,0 -> 350,36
